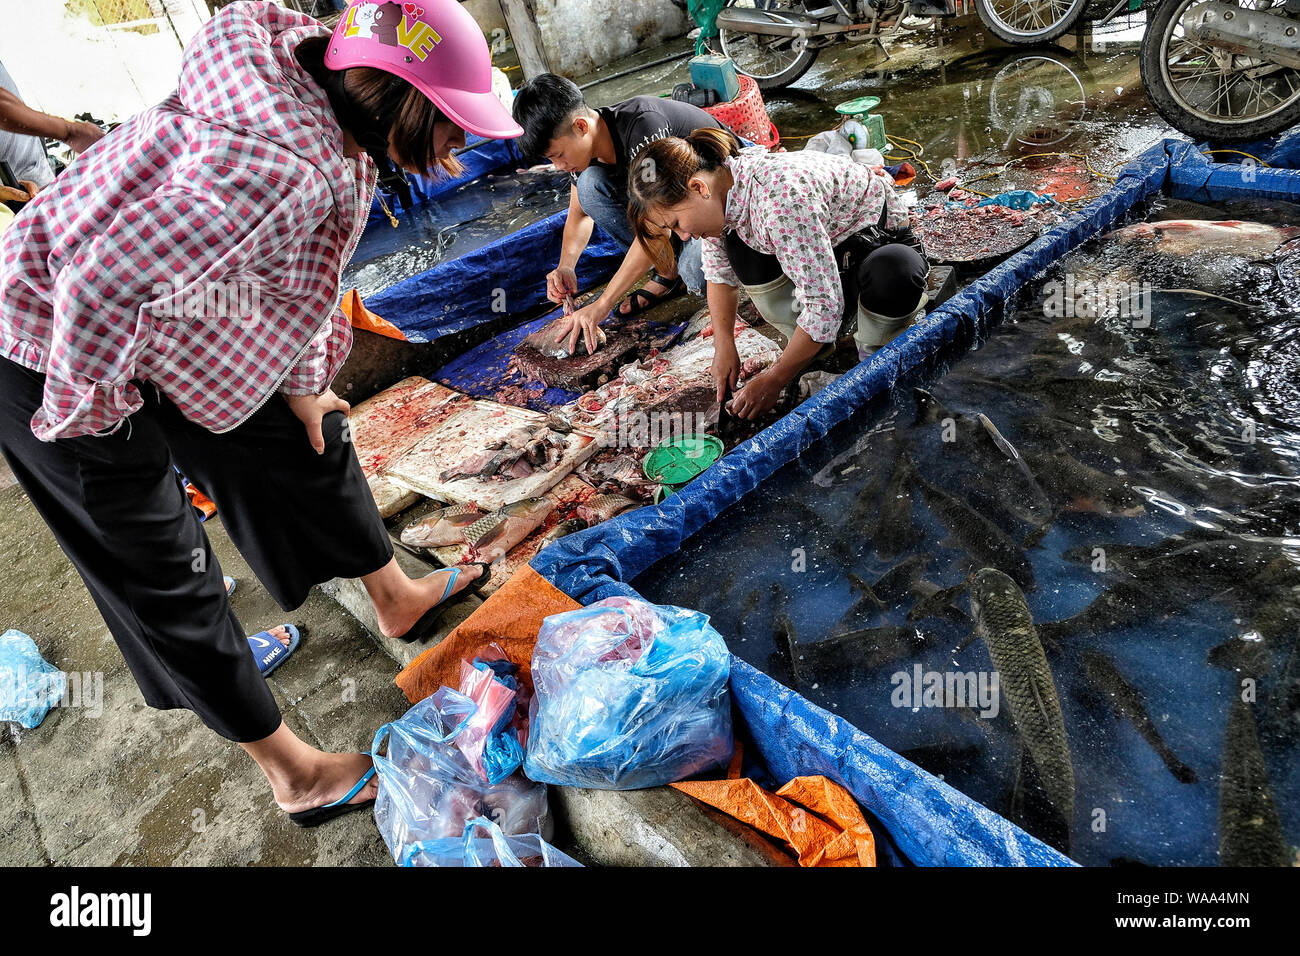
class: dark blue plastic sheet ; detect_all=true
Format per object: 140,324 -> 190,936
432,307 -> 583,408
361,211 -> 626,343
1168,138 -> 1300,201
366,134 -> 524,227
528,140 -> 1179,866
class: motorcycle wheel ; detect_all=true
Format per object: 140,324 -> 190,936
718,0 -> 820,90
974,0 -> 1090,44
1139,0 -> 1300,143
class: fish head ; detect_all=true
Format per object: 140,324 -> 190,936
968,567 -> 1020,618
501,496 -> 554,521
911,387 -> 951,424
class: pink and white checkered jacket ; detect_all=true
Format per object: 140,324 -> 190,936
0,1 -> 376,441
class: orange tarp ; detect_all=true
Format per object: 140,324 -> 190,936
340,288 -> 407,342
672,775 -> 877,867
395,564 -> 579,704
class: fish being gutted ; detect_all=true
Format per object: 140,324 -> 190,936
1105,219 -> 1300,258
463,497 -> 555,562
576,493 -> 637,525
400,503 -> 485,549
520,319 -> 608,360
969,568 -> 1074,825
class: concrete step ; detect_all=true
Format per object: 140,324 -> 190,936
553,785 -> 796,867
319,541 -> 482,670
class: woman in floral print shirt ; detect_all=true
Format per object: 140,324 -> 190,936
628,129 -> 929,419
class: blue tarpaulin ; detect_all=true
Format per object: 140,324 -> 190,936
366,134 -> 524,227
362,211 -> 626,343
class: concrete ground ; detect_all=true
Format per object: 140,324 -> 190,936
0,465 -> 403,865
1,13 -> 1180,866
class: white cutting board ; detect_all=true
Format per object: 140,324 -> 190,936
382,400 -> 604,511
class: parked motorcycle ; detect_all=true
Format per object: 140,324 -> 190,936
1139,0 -> 1300,143
713,0 -> 1093,89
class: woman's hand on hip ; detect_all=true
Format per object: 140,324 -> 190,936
284,389 -> 350,455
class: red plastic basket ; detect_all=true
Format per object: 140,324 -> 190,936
705,74 -> 780,150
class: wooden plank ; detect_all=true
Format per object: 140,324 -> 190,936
496,0 -> 553,80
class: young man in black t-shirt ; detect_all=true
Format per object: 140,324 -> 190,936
513,73 -> 737,356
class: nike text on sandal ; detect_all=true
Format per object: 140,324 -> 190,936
287,757 -> 377,828
249,624 -> 301,677
396,562 -> 493,644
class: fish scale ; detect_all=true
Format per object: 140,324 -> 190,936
970,568 -> 1074,824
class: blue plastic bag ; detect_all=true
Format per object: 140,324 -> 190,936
371,688 -> 551,866
523,596 -> 733,789
974,189 -> 1057,210
0,629 -> 65,729
400,816 -> 583,868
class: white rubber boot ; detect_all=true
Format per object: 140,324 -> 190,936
854,289 -> 928,360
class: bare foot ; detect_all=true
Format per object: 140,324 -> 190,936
256,625 -> 293,648
273,751 -> 377,814
375,564 -> 486,639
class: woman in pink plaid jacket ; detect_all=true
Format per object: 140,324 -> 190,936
0,1 -> 521,826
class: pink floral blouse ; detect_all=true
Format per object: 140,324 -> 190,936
701,146 -> 911,344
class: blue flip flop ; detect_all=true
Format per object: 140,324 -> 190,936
224,575 -> 236,597
249,624 -> 301,677
288,753 -> 377,828
396,563 -> 492,644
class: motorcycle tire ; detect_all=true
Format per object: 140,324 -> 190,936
1139,0 -> 1300,143
718,1 -> 820,90
974,0 -> 1090,44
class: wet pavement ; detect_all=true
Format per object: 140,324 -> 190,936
0,17 -> 1190,866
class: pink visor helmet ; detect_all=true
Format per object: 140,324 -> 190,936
325,0 -> 523,139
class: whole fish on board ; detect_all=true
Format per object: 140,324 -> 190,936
1080,650 -> 1198,784
969,568 -> 1074,825
400,503 -> 485,549
538,517 -> 588,548
463,497 -> 555,563
576,493 -> 638,525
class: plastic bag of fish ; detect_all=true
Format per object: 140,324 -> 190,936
523,596 -> 733,790
371,687 -> 552,867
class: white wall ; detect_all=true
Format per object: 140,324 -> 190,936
0,0 -> 212,124
533,0 -> 689,77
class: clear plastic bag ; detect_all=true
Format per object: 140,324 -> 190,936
455,644 -> 528,785
523,596 -> 733,790
401,816 -> 582,868
371,687 -> 550,866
